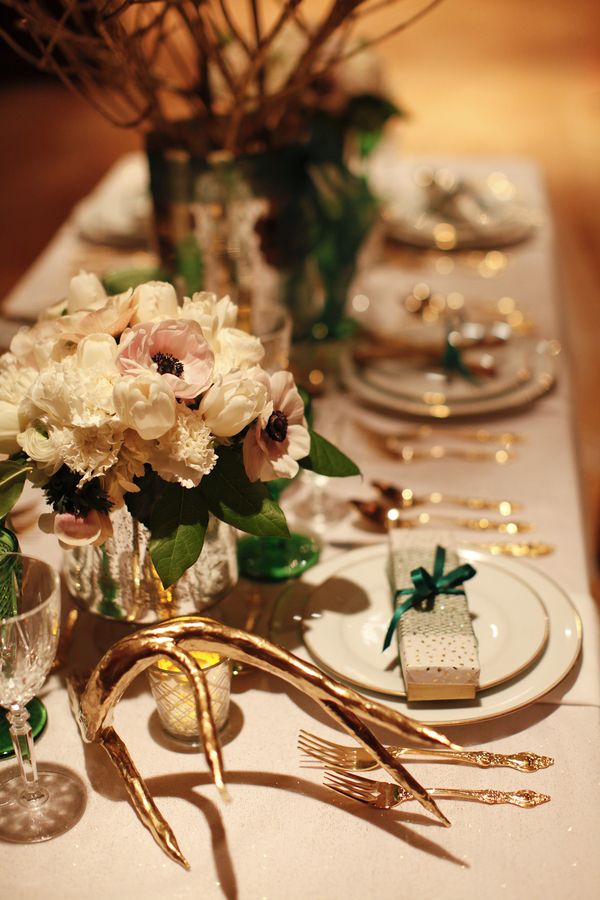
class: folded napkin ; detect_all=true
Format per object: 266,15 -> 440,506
387,531 -> 480,702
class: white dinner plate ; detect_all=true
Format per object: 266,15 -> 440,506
383,179 -> 536,250
301,545 -> 548,697
269,545 -> 582,725
341,338 -> 558,419
361,332 -> 533,406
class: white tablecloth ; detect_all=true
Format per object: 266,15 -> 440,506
2,156 -> 599,899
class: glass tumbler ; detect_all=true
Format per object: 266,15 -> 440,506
148,646 -> 232,745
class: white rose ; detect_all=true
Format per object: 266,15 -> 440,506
130,281 -> 179,324
17,425 -> 63,473
67,271 -> 108,314
0,400 -> 21,453
114,373 -> 176,440
200,367 -> 269,437
76,333 -> 118,372
213,327 -> 264,375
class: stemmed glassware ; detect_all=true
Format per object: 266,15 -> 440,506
0,553 -> 86,842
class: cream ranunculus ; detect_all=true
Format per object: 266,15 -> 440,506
17,425 -> 64,473
0,400 -> 21,454
130,281 -> 179,324
200,367 -> 269,437
67,271 -> 108,314
113,372 -> 176,440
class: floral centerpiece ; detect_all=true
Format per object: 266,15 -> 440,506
0,274 -> 358,588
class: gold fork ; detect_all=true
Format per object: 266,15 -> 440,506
299,731 -> 553,773
386,442 -> 515,464
323,770 -> 551,810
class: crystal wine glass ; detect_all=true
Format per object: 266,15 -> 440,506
0,553 -> 86,842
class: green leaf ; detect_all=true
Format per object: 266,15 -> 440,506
200,446 -> 289,537
299,430 -> 360,478
124,466 -> 161,528
0,459 -> 31,520
148,483 -> 209,588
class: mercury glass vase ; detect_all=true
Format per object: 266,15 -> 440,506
64,506 -> 238,623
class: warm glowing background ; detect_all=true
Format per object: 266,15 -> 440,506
0,0 -> 598,591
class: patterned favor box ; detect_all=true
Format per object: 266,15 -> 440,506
388,531 -> 480,702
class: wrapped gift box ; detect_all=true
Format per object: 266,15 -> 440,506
388,532 -> 480,702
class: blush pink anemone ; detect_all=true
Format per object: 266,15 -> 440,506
117,319 -> 214,400
243,370 -> 311,482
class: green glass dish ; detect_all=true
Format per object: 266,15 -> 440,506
237,533 -> 321,581
0,699 -> 48,759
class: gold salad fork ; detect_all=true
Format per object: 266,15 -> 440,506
324,770 -> 551,810
299,731 -> 553,774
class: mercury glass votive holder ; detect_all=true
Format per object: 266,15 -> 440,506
148,649 -> 232,744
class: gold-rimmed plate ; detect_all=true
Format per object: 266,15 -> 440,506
269,545 -> 581,726
300,545 -> 548,698
341,338 -> 558,419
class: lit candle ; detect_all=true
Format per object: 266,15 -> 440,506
148,649 -> 231,743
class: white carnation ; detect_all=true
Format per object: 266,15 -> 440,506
103,430 -> 148,501
52,425 -> 123,483
153,405 -> 217,488
0,354 -> 38,453
0,353 -> 37,404
27,357 -> 117,429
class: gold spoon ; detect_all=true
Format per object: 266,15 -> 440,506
351,500 -> 534,534
385,441 -> 515,464
371,480 -> 522,515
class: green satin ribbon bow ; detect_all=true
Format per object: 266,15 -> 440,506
441,330 -> 480,384
382,545 -> 477,651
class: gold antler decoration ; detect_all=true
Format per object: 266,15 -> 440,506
69,616 -> 459,869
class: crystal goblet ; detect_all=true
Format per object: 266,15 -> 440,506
0,554 -> 86,842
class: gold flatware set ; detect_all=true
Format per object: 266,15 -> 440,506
299,731 -> 553,812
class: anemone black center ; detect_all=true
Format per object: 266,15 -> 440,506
152,352 -> 184,378
266,409 -> 288,442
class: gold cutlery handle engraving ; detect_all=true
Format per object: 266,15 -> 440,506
425,788 -> 550,808
392,747 -> 553,772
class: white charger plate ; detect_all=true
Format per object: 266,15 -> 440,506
269,545 -> 582,725
301,545 -> 548,697
341,339 -> 557,419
